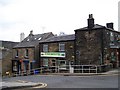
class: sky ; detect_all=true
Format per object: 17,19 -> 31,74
0,0 -> 119,42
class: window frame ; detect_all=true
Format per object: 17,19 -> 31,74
43,58 -> 49,66
43,44 -> 48,52
16,50 -> 19,57
25,49 -> 29,57
59,43 -> 65,51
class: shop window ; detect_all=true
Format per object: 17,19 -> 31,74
58,60 -> 66,66
43,44 -> 48,52
59,43 -> 65,51
58,60 -> 66,69
43,58 -> 48,66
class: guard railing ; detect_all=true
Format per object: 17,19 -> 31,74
31,65 -> 99,74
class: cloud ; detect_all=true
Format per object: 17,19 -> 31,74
0,0 -> 119,42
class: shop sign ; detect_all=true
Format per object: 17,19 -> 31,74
41,52 -> 65,58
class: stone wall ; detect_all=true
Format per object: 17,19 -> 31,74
40,41 -> 75,66
75,30 -> 103,65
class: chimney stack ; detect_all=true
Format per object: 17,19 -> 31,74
87,14 -> 94,28
106,23 -> 114,29
29,30 -> 34,36
20,33 -> 25,42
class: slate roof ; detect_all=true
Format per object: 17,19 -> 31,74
14,32 -> 53,48
75,24 -> 120,34
75,24 -> 106,31
39,34 -> 75,43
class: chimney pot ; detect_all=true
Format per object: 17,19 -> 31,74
106,23 -> 114,29
87,14 -> 94,28
29,30 -> 34,36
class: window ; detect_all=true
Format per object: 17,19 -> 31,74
58,60 -> 66,66
118,35 -> 120,42
27,39 -> 30,41
38,37 -> 42,40
43,58 -> 48,66
43,44 -> 48,52
25,49 -> 29,57
58,60 -> 66,69
111,52 -> 116,61
59,43 -> 65,51
110,32 -> 114,42
16,50 -> 19,57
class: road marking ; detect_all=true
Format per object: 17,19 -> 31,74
33,83 -> 47,88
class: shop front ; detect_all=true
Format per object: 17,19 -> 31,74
40,52 -> 71,73
12,59 -> 30,75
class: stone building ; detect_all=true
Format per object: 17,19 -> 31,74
75,14 -> 120,68
12,31 -> 54,75
0,40 -> 18,75
39,34 -> 75,72
39,14 -> 120,73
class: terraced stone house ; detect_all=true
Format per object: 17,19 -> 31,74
12,31 -> 54,75
39,34 -> 75,72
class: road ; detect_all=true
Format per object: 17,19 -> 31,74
2,74 -> 118,89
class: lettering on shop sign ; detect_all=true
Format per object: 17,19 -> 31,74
41,52 -> 65,58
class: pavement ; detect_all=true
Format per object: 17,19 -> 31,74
1,79 -> 47,90
0,69 -> 119,90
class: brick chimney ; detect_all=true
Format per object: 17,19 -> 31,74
87,14 -> 94,28
106,23 -> 114,29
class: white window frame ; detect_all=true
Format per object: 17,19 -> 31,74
58,60 -> 66,70
43,58 -> 49,66
110,32 -> 114,42
59,43 -> 65,51
43,44 -> 48,52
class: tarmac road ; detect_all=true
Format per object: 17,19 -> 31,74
2,74 -> 118,89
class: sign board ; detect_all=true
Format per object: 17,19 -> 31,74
41,52 -> 65,58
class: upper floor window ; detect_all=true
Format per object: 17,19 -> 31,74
59,43 -> 65,51
25,49 -> 29,57
110,32 -> 114,42
43,44 -> 48,52
16,50 -> 19,57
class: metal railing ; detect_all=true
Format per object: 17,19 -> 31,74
13,64 -> 113,76
31,65 -> 99,74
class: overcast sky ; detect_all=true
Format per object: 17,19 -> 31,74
0,0 -> 119,42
